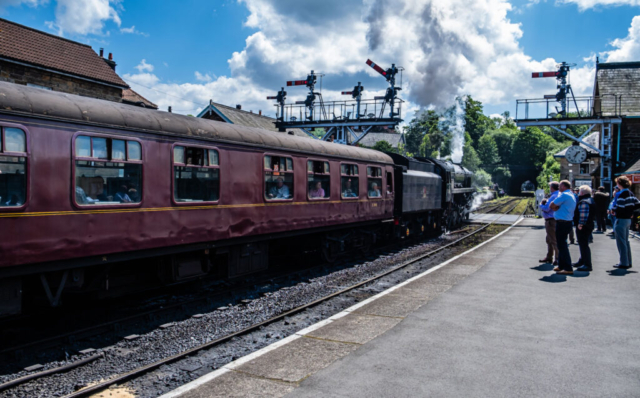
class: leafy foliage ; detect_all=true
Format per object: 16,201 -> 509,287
372,140 -> 395,153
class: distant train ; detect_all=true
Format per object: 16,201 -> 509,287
0,83 -> 476,316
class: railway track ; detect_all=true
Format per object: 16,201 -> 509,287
0,200 -> 528,397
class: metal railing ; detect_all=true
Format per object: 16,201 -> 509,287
515,94 -> 639,120
278,97 -> 403,124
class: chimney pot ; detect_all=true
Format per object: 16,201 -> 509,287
236,104 -> 241,110
108,52 -> 113,61
100,48 -> 104,57
259,110 -> 262,115
168,106 -> 172,113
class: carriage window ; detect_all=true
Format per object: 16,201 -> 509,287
0,127 -> 27,207
307,160 -> 330,199
265,155 -> 293,200
173,146 -> 220,203
74,135 -> 143,206
341,164 -> 359,199
386,171 -> 393,195
367,166 -> 382,198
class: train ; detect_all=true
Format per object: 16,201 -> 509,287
0,82 -> 475,316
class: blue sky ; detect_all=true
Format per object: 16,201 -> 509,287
2,0 -> 639,120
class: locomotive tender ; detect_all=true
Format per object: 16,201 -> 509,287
0,83 -> 474,316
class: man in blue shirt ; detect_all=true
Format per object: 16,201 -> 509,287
538,181 -> 560,265
550,180 -> 577,274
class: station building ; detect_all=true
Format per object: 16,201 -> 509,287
0,18 -> 156,109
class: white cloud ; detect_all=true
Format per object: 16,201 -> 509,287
46,0 -> 121,36
559,0 -> 640,11
194,71 -> 213,82
135,59 -> 154,73
603,15 -> 640,61
0,0 -> 45,9
120,24 -> 148,36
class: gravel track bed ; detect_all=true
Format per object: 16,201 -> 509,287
0,225 -> 502,398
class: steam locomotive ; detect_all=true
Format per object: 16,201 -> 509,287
0,83 -> 475,316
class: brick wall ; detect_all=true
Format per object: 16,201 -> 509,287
558,157 -> 601,187
0,61 -> 122,102
618,119 -> 640,170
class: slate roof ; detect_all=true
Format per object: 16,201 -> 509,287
197,102 -> 309,138
0,18 -> 127,87
122,88 -> 158,109
358,131 -> 406,148
594,62 -> 640,117
554,131 -> 600,158
621,155 -> 640,174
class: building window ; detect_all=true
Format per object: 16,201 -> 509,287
173,146 -> 220,203
74,135 -> 143,206
265,155 -> 293,200
0,127 -> 27,207
367,166 -> 383,198
580,163 -> 590,174
341,163 -> 359,199
307,160 -> 330,199
386,171 -> 393,195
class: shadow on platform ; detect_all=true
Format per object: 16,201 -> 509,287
607,268 -> 637,276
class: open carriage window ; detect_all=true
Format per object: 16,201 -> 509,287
307,160 -> 330,199
0,127 -> 27,208
264,155 -> 294,200
173,145 -> 220,204
74,135 -> 143,206
340,163 -> 359,199
367,166 -> 383,198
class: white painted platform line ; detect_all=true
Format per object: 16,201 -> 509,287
159,218 -> 524,398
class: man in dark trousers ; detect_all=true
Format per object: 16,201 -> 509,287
593,186 -> 610,233
612,176 -> 640,269
572,185 -> 595,272
550,180 -> 577,275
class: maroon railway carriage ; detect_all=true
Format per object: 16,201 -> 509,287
0,82 -> 396,316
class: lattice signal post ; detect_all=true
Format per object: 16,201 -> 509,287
267,60 -> 404,145
516,61 -> 621,192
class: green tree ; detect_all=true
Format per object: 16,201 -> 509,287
372,140 -> 394,153
464,96 -> 492,147
403,124 -> 423,155
462,133 -> 481,171
510,127 -> 555,168
419,110 -> 444,157
536,154 -> 561,192
477,135 -> 500,166
490,128 -> 515,165
474,169 -> 493,188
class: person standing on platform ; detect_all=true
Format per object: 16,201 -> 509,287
612,176 -> 640,269
608,186 -> 621,237
539,181 -> 560,265
550,180 -> 577,275
567,188 -> 578,245
572,185 -> 595,272
593,186 -> 610,233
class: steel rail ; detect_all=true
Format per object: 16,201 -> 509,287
59,199 -> 527,398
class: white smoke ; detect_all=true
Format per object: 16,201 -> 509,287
450,100 -> 465,163
470,190 -> 495,211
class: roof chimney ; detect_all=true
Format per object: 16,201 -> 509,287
168,106 -> 172,113
103,52 -> 117,71
99,48 -> 104,57
236,104 -> 241,110
259,110 -> 262,115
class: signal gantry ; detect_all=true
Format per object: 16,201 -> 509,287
267,60 -> 404,145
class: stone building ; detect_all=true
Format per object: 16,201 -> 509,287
592,61 -> 640,176
554,131 -> 601,188
0,18 -> 156,108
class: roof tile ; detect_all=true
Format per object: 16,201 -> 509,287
0,18 -> 127,87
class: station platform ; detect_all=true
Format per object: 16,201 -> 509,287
162,218 -> 640,398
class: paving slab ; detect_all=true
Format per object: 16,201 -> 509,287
287,219 -> 640,398
353,293 -> 431,318
306,314 -> 401,344
180,370 -> 295,398
234,336 -> 358,383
